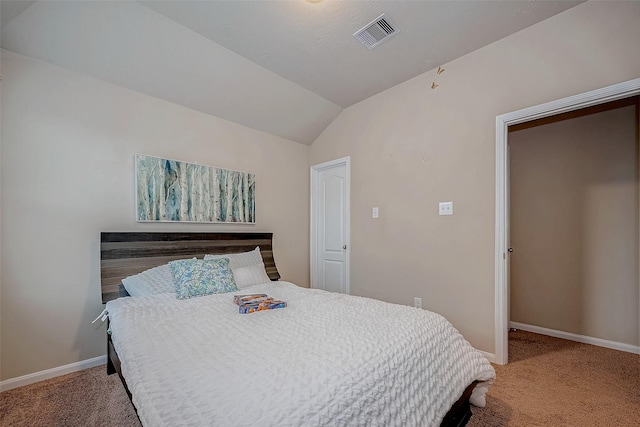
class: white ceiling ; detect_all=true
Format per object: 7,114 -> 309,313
1,0 -> 583,145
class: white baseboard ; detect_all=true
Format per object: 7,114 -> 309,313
476,350 -> 496,363
509,322 -> 640,355
0,355 -> 107,392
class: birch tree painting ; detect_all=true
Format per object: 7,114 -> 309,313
136,154 -> 255,223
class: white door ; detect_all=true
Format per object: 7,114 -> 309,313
311,157 -> 350,294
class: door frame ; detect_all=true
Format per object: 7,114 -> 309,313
310,156 -> 351,293
494,77 -> 640,365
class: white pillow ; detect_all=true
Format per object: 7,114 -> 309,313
121,264 -> 176,297
204,246 -> 271,288
204,246 -> 263,269
231,264 -> 271,289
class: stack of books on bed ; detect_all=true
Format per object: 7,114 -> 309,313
234,294 -> 287,314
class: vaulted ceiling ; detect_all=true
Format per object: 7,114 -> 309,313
1,0 -> 582,145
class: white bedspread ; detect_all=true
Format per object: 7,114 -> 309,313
106,282 -> 495,427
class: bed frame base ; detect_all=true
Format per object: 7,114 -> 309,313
440,381 -> 477,427
107,331 -> 135,408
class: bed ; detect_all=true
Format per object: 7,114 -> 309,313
100,232 -> 494,427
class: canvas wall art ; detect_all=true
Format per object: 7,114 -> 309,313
135,154 -> 255,223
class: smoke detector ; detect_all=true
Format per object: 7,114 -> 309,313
353,14 -> 399,49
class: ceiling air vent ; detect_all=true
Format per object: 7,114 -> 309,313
353,14 -> 399,50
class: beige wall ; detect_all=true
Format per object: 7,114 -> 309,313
309,1 -> 640,352
509,106 -> 639,345
0,50 -> 310,380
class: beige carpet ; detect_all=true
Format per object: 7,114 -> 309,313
0,367 -> 139,427
469,330 -> 640,427
1,330 -> 638,426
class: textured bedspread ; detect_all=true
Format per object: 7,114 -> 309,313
106,282 -> 495,427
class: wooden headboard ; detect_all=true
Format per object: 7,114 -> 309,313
100,232 -> 280,303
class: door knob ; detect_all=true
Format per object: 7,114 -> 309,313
343,245 -> 347,249
508,248 -> 514,253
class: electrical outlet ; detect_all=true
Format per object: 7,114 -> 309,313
414,297 -> 422,309
439,201 -> 453,216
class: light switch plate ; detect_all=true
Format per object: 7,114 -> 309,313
439,201 -> 453,216
372,207 -> 379,218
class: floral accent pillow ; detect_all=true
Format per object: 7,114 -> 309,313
168,258 -> 238,299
